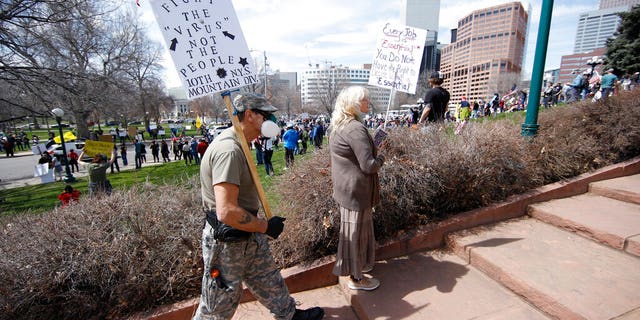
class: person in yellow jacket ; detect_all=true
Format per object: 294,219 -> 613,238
455,96 -> 471,135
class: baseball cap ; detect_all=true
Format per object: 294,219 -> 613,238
233,93 -> 277,113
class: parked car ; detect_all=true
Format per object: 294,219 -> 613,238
50,123 -> 72,129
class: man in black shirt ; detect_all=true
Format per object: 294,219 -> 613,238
419,72 -> 451,124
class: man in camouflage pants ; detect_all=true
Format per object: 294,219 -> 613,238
193,93 -> 324,320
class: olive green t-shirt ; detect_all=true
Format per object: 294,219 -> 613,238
200,128 -> 259,212
86,162 -> 109,184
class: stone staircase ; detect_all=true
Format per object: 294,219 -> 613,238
233,174 -> 640,319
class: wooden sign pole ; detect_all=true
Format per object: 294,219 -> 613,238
220,91 -> 272,219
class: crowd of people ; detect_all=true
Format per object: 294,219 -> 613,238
5,63 -> 637,319
362,67 -> 638,137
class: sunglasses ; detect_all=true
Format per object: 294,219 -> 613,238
253,109 -> 277,123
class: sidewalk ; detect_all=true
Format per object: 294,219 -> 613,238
0,154 -> 167,191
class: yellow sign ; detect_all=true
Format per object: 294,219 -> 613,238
53,131 -> 77,144
195,116 -> 202,129
84,140 -> 115,157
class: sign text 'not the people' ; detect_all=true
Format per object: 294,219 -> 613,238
150,0 -> 258,99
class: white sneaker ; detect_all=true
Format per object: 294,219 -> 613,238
362,265 -> 374,273
348,277 -> 380,291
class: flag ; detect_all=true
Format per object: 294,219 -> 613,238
195,116 -> 202,129
53,131 -> 77,144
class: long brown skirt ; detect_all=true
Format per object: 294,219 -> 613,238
332,206 -> 375,280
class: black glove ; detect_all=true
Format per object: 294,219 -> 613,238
265,216 -> 286,239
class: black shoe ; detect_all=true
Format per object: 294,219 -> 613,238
292,307 -> 324,320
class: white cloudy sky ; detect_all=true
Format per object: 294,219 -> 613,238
139,0 -> 600,88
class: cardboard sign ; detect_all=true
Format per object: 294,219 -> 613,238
149,0 -> 259,99
99,135 -> 114,142
32,143 -> 47,155
368,22 -> 427,94
84,140 -> 115,157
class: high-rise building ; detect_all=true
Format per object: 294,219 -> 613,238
440,2 -> 529,103
599,0 -> 640,9
573,5 -> 635,54
558,47 -> 607,84
300,64 -> 390,113
270,72 -> 297,92
401,0 -> 440,76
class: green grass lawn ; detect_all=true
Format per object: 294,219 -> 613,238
0,141 -> 317,216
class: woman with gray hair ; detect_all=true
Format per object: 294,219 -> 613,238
328,86 -> 385,291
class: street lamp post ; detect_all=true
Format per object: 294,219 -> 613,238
263,50 -> 268,95
51,108 -> 76,183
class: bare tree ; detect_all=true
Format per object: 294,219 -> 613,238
0,0 -> 168,139
306,67 -> 349,114
269,83 -> 301,119
0,0 -> 92,119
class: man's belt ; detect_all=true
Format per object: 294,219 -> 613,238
205,209 -> 255,242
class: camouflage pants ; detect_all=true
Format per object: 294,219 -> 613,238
192,223 -> 296,320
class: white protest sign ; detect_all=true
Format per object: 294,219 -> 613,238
149,0 -> 259,99
368,22 -> 427,94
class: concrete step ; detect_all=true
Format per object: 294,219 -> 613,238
447,217 -> 640,320
528,193 -> 640,257
232,285 -> 357,319
589,174 -> 640,205
341,251 -> 549,320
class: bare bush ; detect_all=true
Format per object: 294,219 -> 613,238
1,91 -> 639,319
271,90 -> 640,267
0,178 -> 203,320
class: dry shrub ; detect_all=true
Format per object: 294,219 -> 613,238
1,91 -> 639,319
0,178 -> 203,320
271,90 -> 640,268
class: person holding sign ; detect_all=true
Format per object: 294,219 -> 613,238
78,148 -> 116,196
194,93 -> 324,320
328,86 -> 386,291
418,72 -> 451,124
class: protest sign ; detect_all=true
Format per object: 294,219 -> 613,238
149,0 -> 259,99
368,22 -> 427,94
84,140 -> 115,157
127,126 -> 138,138
32,143 -> 47,155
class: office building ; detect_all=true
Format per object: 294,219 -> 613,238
440,2 -> 529,103
543,69 -> 560,87
300,64 -> 390,113
573,5 -> 636,54
401,0 -> 441,76
271,72 -> 297,92
599,0 -> 640,9
558,47 -> 607,84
